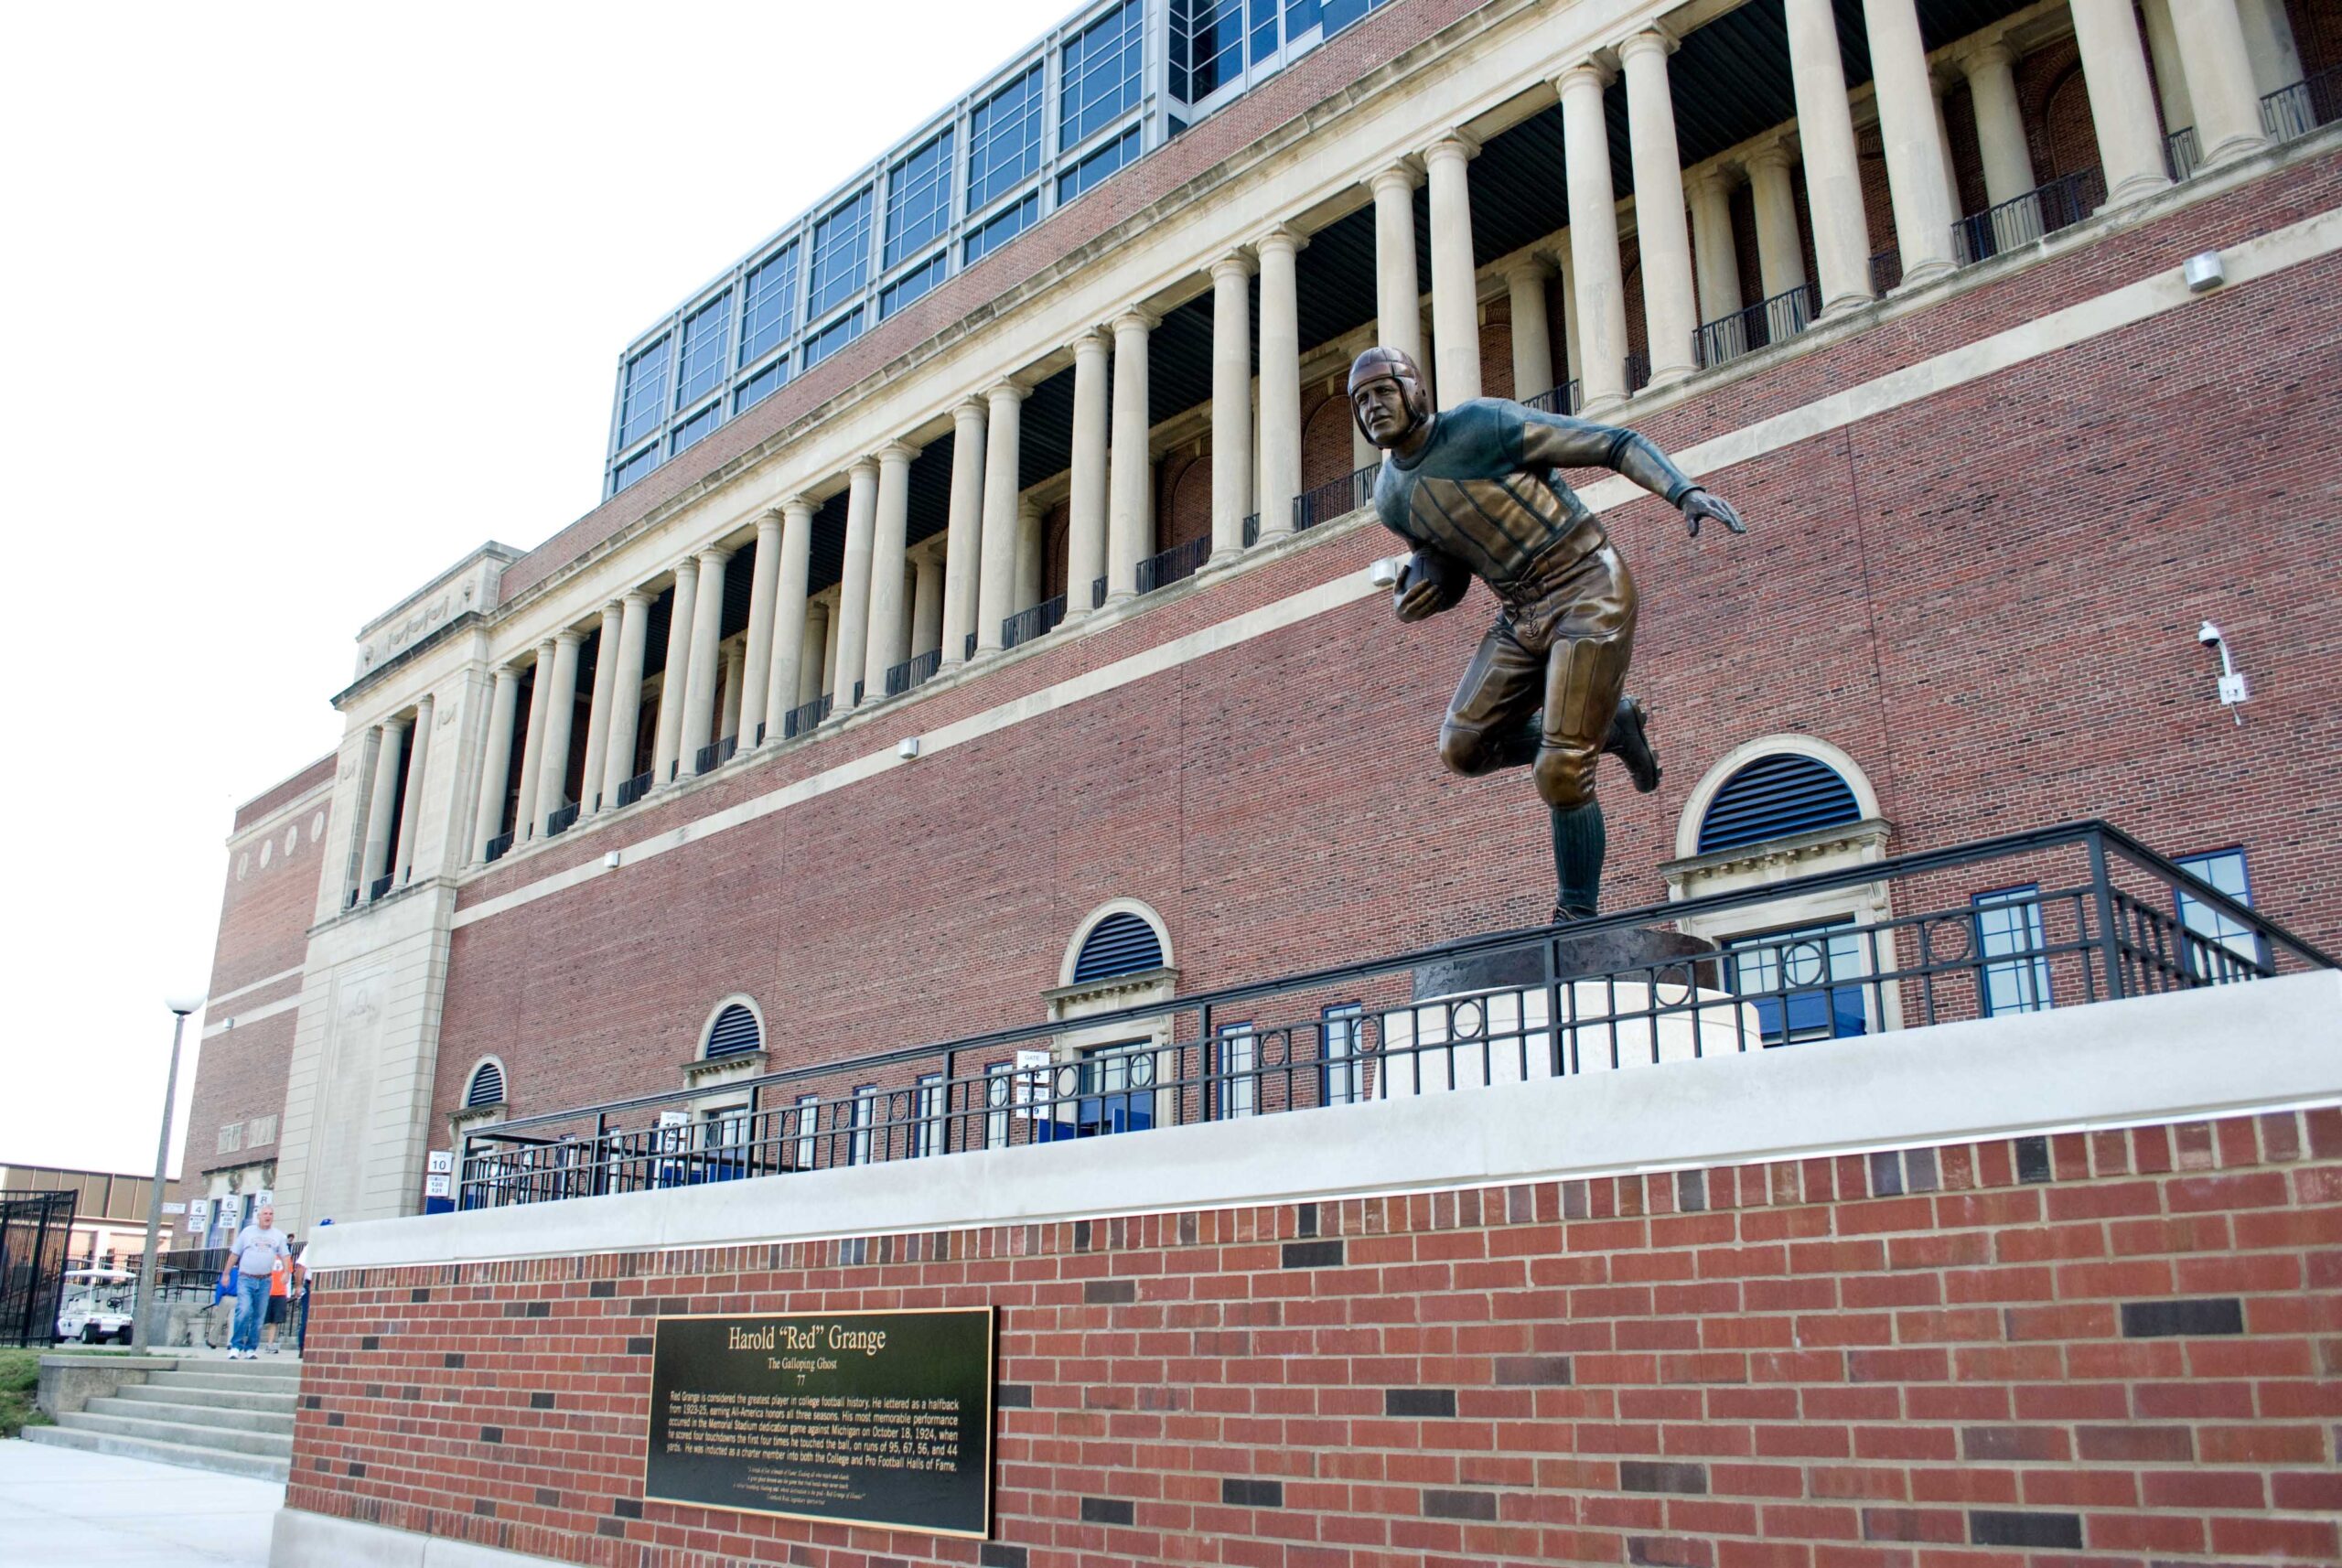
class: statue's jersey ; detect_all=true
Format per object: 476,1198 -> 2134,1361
1370,400 -> 1700,592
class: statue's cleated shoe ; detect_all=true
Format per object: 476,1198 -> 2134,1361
1551,901 -> 1598,925
1603,695 -> 1662,794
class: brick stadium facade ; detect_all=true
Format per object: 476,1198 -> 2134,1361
171,0 -> 2342,1561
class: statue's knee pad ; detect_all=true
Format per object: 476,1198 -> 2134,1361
1533,746 -> 1597,810
1439,723 -> 1492,777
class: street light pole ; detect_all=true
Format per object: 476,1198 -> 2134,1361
134,997 -> 202,1351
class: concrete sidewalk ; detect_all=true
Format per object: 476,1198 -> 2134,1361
0,1436 -> 280,1565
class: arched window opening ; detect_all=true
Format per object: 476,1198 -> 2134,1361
1696,753 -> 1863,854
704,1003 -> 762,1059
466,1060 -> 506,1108
1071,911 -> 1165,983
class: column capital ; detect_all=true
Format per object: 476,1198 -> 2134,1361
781,494 -> 818,521
1957,37 -> 2016,74
1744,137 -> 1798,175
1500,252 -> 1552,284
1553,57 -> 1615,94
622,588 -> 652,609
669,556 -> 699,584
536,635 -> 560,654
1423,129 -> 1481,164
695,543 -> 734,569
1016,496 -> 1042,521
1069,326 -> 1112,358
1253,223 -> 1306,258
876,439 -> 922,465
1111,306 -> 1160,335
755,509 -> 785,536
554,628 -> 586,650
1368,159 -> 1423,197
984,379 -> 1029,405
846,456 -> 881,480
1209,250 -> 1256,283
1613,25 -> 1679,61
600,598 -> 626,619
1685,164 -> 1738,199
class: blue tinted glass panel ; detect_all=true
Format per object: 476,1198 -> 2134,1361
810,188 -> 874,317
669,402 -> 720,457
1973,886 -> 2054,1016
1171,0 -> 1246,101
1728,922 -> 1867,1045
674,294 -> 730,407
2175,849 -> 2263,972
1062,0 -> 1144,148
738,244 -> 799,367
734,357 -> 788,413
1057,125 -> 1140,203
802,307 -> 863,369
1251,0 -> 1281,63
885,132 -> 954,268
879,252 -> 947,318
609,445 -> 660,495
617,338 -> 671,449
968,64 -> 1044,210
963,192 -> 1037,264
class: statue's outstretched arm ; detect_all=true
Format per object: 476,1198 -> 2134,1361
1515,409 -> 1748,537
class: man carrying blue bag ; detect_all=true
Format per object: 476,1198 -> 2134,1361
226,1202 -> 290,1360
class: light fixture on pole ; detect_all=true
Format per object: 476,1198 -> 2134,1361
133,996 -> 203,1351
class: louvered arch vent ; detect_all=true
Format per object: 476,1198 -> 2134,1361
1071,911 -> 1166,983
1697,753 -> 1863,854
705,1003 -> 762,1059
466,1060 -> 506,1108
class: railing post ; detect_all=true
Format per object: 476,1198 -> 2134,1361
941,1050 -> 957,1155
2085,827 -> 2125,1004
1546,930 -> 1568,1077
1198,1004 -> 1213,1125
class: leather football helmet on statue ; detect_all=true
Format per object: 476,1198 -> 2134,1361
1348,346 -> 1434,443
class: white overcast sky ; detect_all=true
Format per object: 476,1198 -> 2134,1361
0,0 -> 1075,1176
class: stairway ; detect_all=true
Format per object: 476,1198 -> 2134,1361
25,1356 -> 298,1480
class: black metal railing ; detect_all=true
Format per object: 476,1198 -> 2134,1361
1521,381 -> 1582,415
615,770 -> 653,808
2165,126 -> 2202,184
1624,349 -> 1651,395
0,1191 -> 73,1348
886,648 -> 943,695
693,736 -> 736,775
965,631 -> 979,660
545,802 -> 581,837
1693,283 -> 1818,368
1003,595 -> 1067,649
2262,66 -> 2342,141
1137,534 -> 1211,594
1952,168 -> 2103,264
1241,511 -> 1260,547
457,821 -> 2335,1212
1869,246 -> 1903,296
1294,462 -> 1380,531
782,694 -> 832,739
483,832 -> 515,864
368,874 -> 394,901
1092,575 -> 1108,609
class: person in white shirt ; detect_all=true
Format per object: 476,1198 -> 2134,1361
226,1204 -> 290,1359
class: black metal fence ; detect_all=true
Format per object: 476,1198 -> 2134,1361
1521,381 -> 1582,415
1003,595 -> 1068,650
886,649 -> 943,695
1137,534 -> 1211,594
1695,283 -> 1819,368
615,770 -> 654,809
2165,126 -> 2203,183
0,1191 -> 73,1348
781,694 -> 832,740
1952,168 -> 2103,264
2263,65 -> 2341,140
1294,463 -> 1381,532
545,801 -> 582,837
458,822 -> 2332,1211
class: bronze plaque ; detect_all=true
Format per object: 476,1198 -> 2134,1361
645,1308 -> 994,1538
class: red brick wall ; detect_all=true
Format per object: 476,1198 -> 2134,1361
428,154 -> 2342,1133
291,1105 -> 2342,1567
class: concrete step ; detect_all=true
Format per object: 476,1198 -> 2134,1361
155,1356 -> 305,1381
21,1421 -> 290,1483
55,1409 -> 294,1460
113,1380 -> 294,1415
145,1369 -> 303,1399
84,1394 -> 295,1437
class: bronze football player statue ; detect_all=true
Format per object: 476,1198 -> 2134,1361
1353,346 -> 1746,923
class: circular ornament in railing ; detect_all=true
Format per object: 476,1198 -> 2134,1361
1923,914 -> 1973,964
1130,1055 -> 1155,1088
1450,999 -> 1486,1038
1055,1064 -> 1080,1100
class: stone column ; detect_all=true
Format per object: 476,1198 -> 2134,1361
940,401 -> 985,666
471,665 -> 521,858
2234,0 -> 2302,100
1962,44 -> 2037,207
977,382 -> 1026,647
580,603 -> 622,807
1555,231 -> 1583,385
801,602 -> 829,706
911,551 -> 944,657
2068,0 -> 2175,205
1256,227 -> 1304,542
1932,75 -> 1963,220
2171,0 -> 2270,166
651,562 -> 696,781
2139,0 -> 2197,138
1209,252 -> 1254,562
1746,143 -> 1810,300
533,629 -> 583,830
1106,311 -> 1154,603
392,696 -> 432,881
1370,165 -> 1425,371
1783,0 -> 1876,313
1423,134 -> 1481,407
719,645 -> 746,739
514,638 -> 555,828
1066,331 -> 1110,623
601,591 -> 650,804
821,595 -> 842,697
360,721 -> 403,888
1558,61 -> 1629,412
865,442 -> 917,700
738,514 -> 781,745
679,546 -> 730,753
766,499 -> 813,736
1505,257 -> 1554,402
1862,0 -> 1961,287
1687,169 -> 1743,338
1617,31 -> 1699,384
834,461 -> 878,704
1014,500 -> 1043,612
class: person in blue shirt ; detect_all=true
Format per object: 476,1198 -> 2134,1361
1352,346 -> 1747,920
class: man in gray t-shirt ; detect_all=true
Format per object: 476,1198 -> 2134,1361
227,1204 -> 289,1359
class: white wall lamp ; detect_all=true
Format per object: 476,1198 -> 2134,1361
2198,621 -> 2250,724
897,736 -> 921,759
